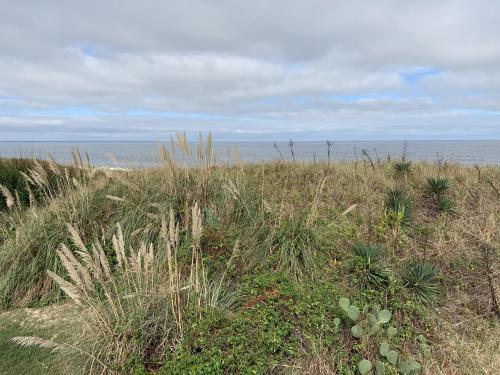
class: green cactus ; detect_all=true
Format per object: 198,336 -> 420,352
377,310 -> 392,324
369,321 -> 380,335
333,317 -> 341,333
374,361 -> 386,375
368,313 -> 377,325
386,350 -> 398,365
339,297 -> 350,311
397,359 -> 421,374
358,359 -> 372,375
336,297 -> 421,374
408,360 -> 421,373
386,326 -> 397,339
379,341 -> 390,357
351,325 -> 363,338
347,305 -> 361,321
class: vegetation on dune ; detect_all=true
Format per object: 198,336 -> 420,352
402,261 -> 440,306
393,160 -> 412,176
0,135 -> 499,374
384,187 -> 414,229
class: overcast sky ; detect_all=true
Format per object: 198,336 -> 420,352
1,0 -> 499,141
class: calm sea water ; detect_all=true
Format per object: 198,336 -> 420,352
0,140 -> 499,167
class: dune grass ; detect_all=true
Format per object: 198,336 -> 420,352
0,137 -> 498,374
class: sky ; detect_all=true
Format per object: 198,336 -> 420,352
0,0 -> 500,141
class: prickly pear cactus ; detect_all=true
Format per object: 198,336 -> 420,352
336,297 -> 422,374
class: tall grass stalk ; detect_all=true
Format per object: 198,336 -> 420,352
11,203 -> 237,374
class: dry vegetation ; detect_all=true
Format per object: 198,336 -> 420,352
0,134 -> 498,374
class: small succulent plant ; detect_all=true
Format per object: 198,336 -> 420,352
379,341 -> 421,374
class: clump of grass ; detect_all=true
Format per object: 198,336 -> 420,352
0,184 -> 114,307
270,216 -> 320,281
351,243 -> 390,288
0,156 -> 89,212
402,261 -> 440,305
12,204 -> 237,374
384,187 -> 413,228
426,177 -> 450,197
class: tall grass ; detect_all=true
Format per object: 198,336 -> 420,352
12,204 -> 237,374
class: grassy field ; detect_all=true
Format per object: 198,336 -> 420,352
0,137 -> 498,374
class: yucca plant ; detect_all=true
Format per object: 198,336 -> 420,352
384,187 -> 413,228
393,160 -> 412,176
437,196 -> 458,215
426,177 -> 450,197
352,243 -> 390,288
402,261 -> 440,305
352,242 -> 383,261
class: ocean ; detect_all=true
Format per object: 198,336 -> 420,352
0,140 -> 499,167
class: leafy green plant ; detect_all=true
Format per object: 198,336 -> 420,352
426,177 -> 450,197
352,243 -> 390,288
384,187 -> 413,228
402,261 -> 440,305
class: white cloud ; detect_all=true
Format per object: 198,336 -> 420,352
0,0 -> 499,140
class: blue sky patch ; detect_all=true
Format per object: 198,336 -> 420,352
401,67 -> 441,84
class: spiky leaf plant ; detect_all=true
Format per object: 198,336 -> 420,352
393,160 -> 412,175
426,177 -> 450,196
402,261 -> 440,305
384,187 -> 413,227
352,243 -> 390,287
437,196 -> 458,215
352,242 -> 383,261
